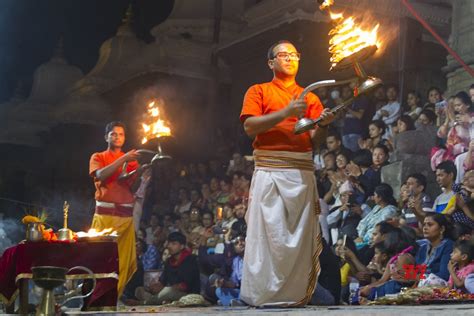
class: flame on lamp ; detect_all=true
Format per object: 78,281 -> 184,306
328,12 -> 380,69
141,101 -> 172,144
76,228 -> 118,238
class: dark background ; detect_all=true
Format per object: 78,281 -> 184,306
0,0 -> 173,102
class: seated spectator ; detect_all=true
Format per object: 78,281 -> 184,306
328,152 -> 352,197
372,144 -> 390,172
209,177 -> 222,205
402,173 -> 433,228
359,120 -> 389,152
396,115 -> 416,134
432,161 -> 456,214
318,151 -> 337,204
356,184 -> 398,245
215,235 -> 245,306
142,228 -> 164,271
217,177 -> 232,205
448,240 -> 474,293
145,215 -> 161,246
423,86 -> 443,112
226,152 -> 248,175
326,130 -> 353,158
174,188 -> 192,214
233,203 -> 247,222
404,90 -> 422,120
453,222 -> 473,241
456,139 -> 474,182
416,213 -> 455,284
200,183 -> 213,211
135,232 -> 200,305
327,181 -> 363,240
346,149 -> 378,198
416,109 -> 437,128
431,91 -> 472,170
190,188 -> 205,210
452,170 -> 474,228
372,84 -> 401,129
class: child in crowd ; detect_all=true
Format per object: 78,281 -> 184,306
448,240 -> 474,293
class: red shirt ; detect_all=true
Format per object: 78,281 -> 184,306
89,150 -> 139,204
240,78 -> 324,152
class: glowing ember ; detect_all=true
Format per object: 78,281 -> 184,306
328,13 -> 380,69
141,100 -> 172,144
76,228 -> 118,238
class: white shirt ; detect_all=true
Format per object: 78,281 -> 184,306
373,101 -> 401,125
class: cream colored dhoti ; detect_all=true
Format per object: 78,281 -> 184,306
240,150 -> 323,306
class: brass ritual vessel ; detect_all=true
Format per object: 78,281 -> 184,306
32,266 -> 96,316
294,46 -> 382,134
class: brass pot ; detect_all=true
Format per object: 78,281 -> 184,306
26,223 -> 43,242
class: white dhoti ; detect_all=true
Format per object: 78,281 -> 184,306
241,150 -> 323,306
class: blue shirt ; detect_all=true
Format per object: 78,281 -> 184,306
142,244 -> 161,271
230,255 -> 243,287
415,238 -> 454,281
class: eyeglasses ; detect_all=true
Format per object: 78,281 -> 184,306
273,52 -> 301,61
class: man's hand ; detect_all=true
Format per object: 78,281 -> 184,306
318,108 -> 336,126
284,96 -> 308,118
122,149 -> 140,162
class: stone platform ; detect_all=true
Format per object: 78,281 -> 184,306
63,304 -> 474,315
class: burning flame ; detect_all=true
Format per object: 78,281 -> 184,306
76,228 -> 118,238
319,0 -> 334,10
319,0 -> 381,69
328,12 -> 380,69
141,100 -> 172,144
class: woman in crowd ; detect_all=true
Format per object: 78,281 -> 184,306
356,184 -> 399,246
417,109 -> 437,127
404,90 -> 423,120
416,213 -> 455,283
431,91 -> 473,170
396,115 -> 416,134
359,120 -> 389,152
423,86 -> 443,112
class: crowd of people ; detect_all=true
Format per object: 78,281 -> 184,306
121,83 -> 474,306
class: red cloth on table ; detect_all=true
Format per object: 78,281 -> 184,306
0,241 -> 119,309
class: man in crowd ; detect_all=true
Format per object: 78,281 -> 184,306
326,130 -> 352,158
240,39 -> 334,306
89,121 -> 145,295
136,232 -> 200,304
432,161 -> 456,214
404,173 -> 433,226
372,84 -> 401,128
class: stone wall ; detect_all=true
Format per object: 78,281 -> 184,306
445,0 -> 474,96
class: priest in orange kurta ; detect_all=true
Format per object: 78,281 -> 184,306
239,40 -> 335,306
89,121 -> 143,297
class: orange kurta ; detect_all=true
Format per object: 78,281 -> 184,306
240,78 -> 324,152
89,150 -> 138,204
89,149 -> 139,296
